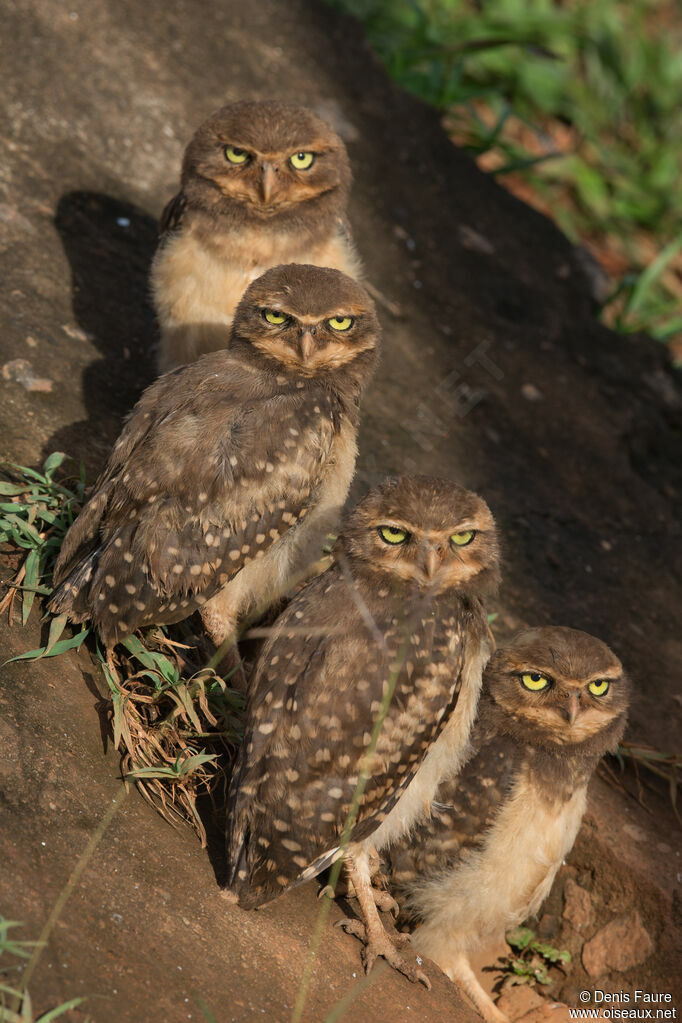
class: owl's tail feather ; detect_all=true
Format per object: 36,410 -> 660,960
48,548 -> 102,621
223,821 -> 277,909
52,482 -> 114,586
288,844 -> 343,890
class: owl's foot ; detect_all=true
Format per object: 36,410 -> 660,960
371,886 -> 399,916
342,879 -> 398,916
337,917 -> 430,988
199,601 -> 247,691
342,849 -> 430,988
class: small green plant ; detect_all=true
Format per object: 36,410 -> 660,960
499,926 -> 571,987
103,633 -> 243,844
0,917 -> 85,1023
0,452 -> 85,627
1,455 -> 243,845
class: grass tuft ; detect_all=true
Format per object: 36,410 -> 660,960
0,456 -> 243,845
0,452 -> 85,626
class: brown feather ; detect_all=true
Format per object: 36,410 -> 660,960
224,475 -> 498,908
49,265 -> 379,649
151,100 -> 362,372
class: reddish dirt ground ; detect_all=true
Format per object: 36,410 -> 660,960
0,1 -> 680,1021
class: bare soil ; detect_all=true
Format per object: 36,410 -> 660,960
0,1 -> 680,1021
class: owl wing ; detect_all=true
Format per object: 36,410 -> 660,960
158,190 -> 187,237
387,725 -> 519,914
225,577 -> 472,908
49,355 -> 342,645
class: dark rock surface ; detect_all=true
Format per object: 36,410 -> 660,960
1,0 -> 680,1020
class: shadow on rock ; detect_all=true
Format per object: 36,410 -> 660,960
44,191 -> 159,471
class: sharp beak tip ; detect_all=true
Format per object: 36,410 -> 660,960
299,333 -> 315,361
567,696 -> 581,725
261,163 -> 277,203
424,550 -> 440,580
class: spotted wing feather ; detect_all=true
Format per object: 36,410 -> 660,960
49,352 -> 340,646
387,727 -> 519,924
225,569 -> 473,908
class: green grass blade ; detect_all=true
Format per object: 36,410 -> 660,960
21,550 -> 39,625
41,452 -> 68,477
4,627 -> 89,663
37,999 -> 86,1022
43,614 -> 69,655
622,235 -> 682,321
0,482 -> 29,496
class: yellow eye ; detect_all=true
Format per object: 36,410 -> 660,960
378,525 -> 408,546
290,151 -> 315,170
521,672 -> 550,692
225,145 -> 249,164
328,316 -> 353,331
263,309 -> 287,325
451,530 -> 475,547
588,679 -> 610,697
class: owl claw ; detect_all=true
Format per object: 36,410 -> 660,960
318,883 -> 336,901
361,928 -> 430,988
345,881 -> 398,916
336,916 -> 366,939
372,888 -> 399,917
337,918 -> 430,989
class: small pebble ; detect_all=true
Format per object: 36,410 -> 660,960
521,382 -> 543,402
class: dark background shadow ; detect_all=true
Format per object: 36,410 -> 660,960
44,191 -> 159,470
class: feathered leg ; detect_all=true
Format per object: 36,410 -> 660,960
441,952 -> 509,1023
199,591 -> 246,691
338,849 -> 430,988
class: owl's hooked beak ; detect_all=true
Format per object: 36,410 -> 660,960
564,691 -> 581,725
260,161 -> 279,203
423,547 -> 441,581
298,327 -> 316,362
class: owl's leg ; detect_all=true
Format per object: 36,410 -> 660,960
366,848 -> 398,915
442,953 -> 509,1023
340,850 -> 430,988
371,887 -> 399,916
199,592 -> 246,691
335,879 -> 398,916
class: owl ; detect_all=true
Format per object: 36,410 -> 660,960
151,99 -> 362,373
48,264 -> 379,662
387,626 -> 630,1023
224,475 -> 500,987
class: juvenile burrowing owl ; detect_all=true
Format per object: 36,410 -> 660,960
151,100 -> 362,372
49,264 -> 379,659
388,626 -> 630,1022
224,475 -> 500,986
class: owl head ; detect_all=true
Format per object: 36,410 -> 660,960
484,626 -> 630,752
230,263 -> 380,382
337,475 -> 500,596
180,100 -> 350,227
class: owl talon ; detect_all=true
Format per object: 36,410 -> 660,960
360,928 -> 430,989
318,884 -> 336,901
336,917 -> 366,940
372,888 -> 399,916
337,916 -> 429,988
